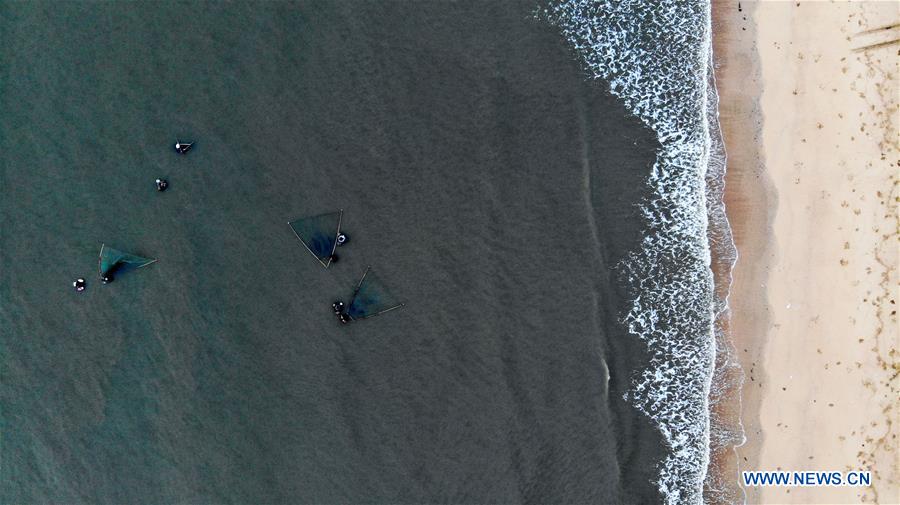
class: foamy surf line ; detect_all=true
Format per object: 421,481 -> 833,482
541,1 -> 726,503
704,32 -> 745,505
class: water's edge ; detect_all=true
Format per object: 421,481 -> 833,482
702,39 -> 745,505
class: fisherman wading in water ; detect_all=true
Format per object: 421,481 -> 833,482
174,140 -> 193,154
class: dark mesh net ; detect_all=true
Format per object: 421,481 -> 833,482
347,267 -> 404,320
288,210 -> 342,268
98,244 -> 156,278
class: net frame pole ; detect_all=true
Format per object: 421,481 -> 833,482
98,243 -> 106,277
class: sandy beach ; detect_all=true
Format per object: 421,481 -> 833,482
715,1 -> 899,503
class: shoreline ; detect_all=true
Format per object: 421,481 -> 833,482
548,3 -> 739,502
714,1 -> 899,503
708,1 -> 771,503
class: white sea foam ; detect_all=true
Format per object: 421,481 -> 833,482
542,1 -> 730,503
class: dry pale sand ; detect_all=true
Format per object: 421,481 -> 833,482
715,1 -> 899,503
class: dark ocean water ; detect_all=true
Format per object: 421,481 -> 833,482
0,1 -> 666,503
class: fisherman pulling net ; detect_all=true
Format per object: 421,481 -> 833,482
98,244 -> 157,283
288,210 -> 348,268
333,266 -> 404,324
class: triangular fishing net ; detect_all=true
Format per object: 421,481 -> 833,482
98,244 -> 157,278
347,267 -> 404,320
288,210 -> 343,268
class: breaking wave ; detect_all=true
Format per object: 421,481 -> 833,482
542,1 -> 741,503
